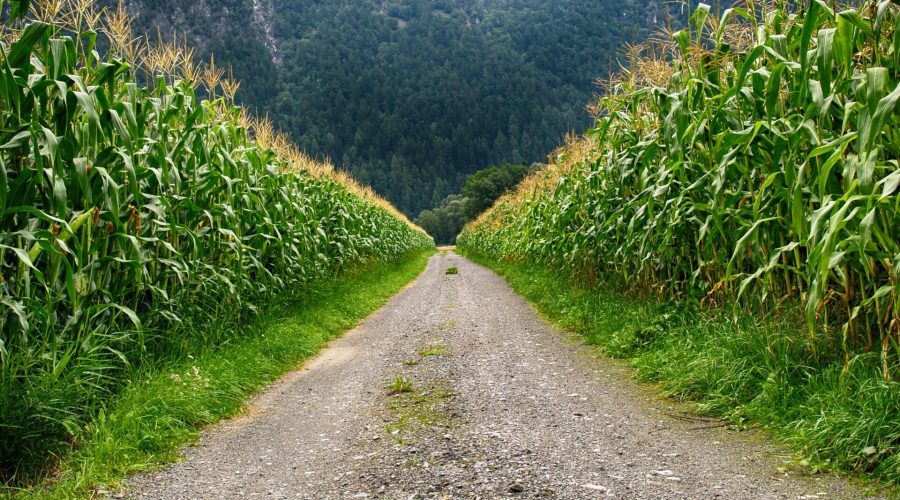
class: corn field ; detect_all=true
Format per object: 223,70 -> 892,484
459,0 -> 899,378
0,1 -> 432,475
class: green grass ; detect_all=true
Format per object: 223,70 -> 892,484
438,319 -> 459,331
8,250 -> 432,498
418,345 -> 451,357
384,385 -> 454,445
463,251 -> 900,487
445,266 -> 459,275
388,375 -> 415,395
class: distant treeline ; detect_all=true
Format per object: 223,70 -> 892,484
117,0 -> 668,215
416,163 -> 534,244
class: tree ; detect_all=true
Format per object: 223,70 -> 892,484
415,162 -> 535,244
414,195 -> 468,245
462,162 -> 531,218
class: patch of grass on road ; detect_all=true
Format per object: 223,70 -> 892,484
385,385 -> 454,445
445,266 -> 458,275
21,250 -> 433,499
389,376 -> 415,394
438,319 -> 458,331
462,252 -> 900,489
419,345 -> 451,357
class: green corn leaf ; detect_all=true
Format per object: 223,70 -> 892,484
3,22 -> 49,67
865,82 -> 900,152
1,129 -> 32,149
0,157 -> 7,210
817,28 -> 835,97
878,168 -> 900,198
0,298 -> 29,332
798,0 -> 823,103
765,63 -> 787,115
2,244 -> 38,272
74,91 -> 101,128
692,3 -> 711,35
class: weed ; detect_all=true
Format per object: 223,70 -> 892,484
418,345 -> 451,357
384,385 -> 454,443
389,376 -> 415,394
445,267 -> 459,275
438,320 -> 459,331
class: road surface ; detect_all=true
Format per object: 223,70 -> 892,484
129,252 -> 862,499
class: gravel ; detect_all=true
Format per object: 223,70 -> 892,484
127,252 -> 871,499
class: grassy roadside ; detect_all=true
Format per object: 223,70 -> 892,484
462,252 -> 899,490
8,250 -> 433,498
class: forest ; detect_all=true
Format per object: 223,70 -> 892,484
117,0 -> 668,215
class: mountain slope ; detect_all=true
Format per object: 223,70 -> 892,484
121,0 -> 666,215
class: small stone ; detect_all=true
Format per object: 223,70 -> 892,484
581,483 -> 608,492
509,482 -> 525,493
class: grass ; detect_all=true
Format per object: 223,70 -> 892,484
438,320 -> 459,331
445,266 -> 459,275
463,251 -> 900,488
389,376 -> 415,394
384,385 -> 454,445
7,250 -> 433,498
418,345 -> 451,357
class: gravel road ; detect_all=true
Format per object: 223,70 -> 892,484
128,252 -> 869,499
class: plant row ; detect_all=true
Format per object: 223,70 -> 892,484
460,0 -> 899,478
0,4 -> 432,477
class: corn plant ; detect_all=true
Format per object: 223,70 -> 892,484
0,1 -> 432,478
460,0 -> 899,379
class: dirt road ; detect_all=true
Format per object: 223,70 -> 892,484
129,252 -> 863,499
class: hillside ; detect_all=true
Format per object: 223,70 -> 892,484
117,0 -> 667,215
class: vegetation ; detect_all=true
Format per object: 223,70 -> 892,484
384,384 -> 454,445
459,0 -> 900,483
467,253 -> 900,484
444,267 -> 458,275
23,250 -> 431,497
389,375 -> 415,394
120,0 -> 671,215
416,162 -> 532,244
0,0 -> 431,483
415,195 -> 468,245
418,344 -> 450,357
